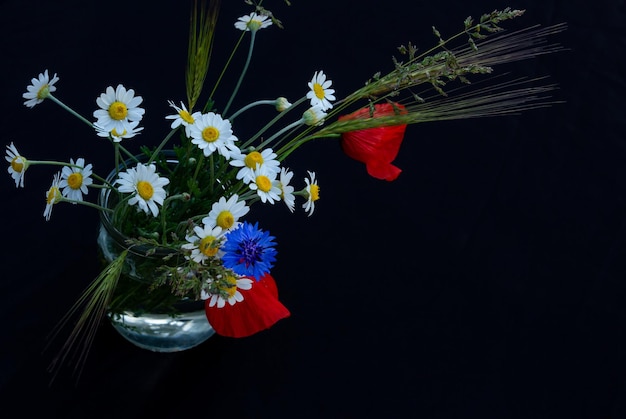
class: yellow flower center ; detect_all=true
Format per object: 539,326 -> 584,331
247,19 -> 262,31
218,275 -> 238,298
137,180 -> 154,200
199,236 -> 219,257
11,157 -> 24,173
216,211 -> 235,230
244,151 -> 264,169
310,184 -> 320,202
202,126 -> 220,143
256,175 -> 272,192
108,101 -> 128,120
111,128 -> 128,137
180,110 -> 195,124
67,172 -> 83,190
46,187 -> 60,204
313,83 -> 325,99
37,84 -> 50,100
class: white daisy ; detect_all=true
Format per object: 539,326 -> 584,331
306,70 -> 335,111
202,194 -> 250,231
229,148 -> 280,184
165,100 -> 202,137
95,120 -> 143,143
115,163 -> 170,217
23,69 -> 59,108
93,84 -> 145,135
188,112 -> 238,159
302,105 -> 327,126
44,172 -> 63,221
5,142 -> 28,188
181,222 -> 225,263
204,275 -> 253,308
249,165 -> 281,204
59,158 -> 93,203
303,170 -> 320,216
278,167 -> 296,212
234,12 -> 273,32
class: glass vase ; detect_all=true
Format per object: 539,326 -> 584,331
96,151 -> 215,352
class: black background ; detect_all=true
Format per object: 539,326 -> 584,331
1,0 -> 626,417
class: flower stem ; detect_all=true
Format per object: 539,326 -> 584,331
207,33 -> 245,108
61,197 -> 113,212
259,119 -> 303,150
208,154 -> 214,195
223,30 -> 257,117
192,153 -> 209,194
241,96 -> 308,149
228,100 -> 276,122
150,128 -> 180,164
28,160 -> 77,167
48,94 -> 94,129
160,193 -> 189,244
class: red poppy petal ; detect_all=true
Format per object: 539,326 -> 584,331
366,159 -> 402,181
339,103 -> 408,180
205,275 -> 290,338
341,125 -> 406,164
259,273 -> 279,298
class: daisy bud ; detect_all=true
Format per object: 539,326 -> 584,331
302,106 -> 326,126
274,97 -> 292,112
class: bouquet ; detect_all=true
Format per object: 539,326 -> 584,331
5,0 -> 565,379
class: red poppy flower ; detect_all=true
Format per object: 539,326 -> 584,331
339,102 -> 408,181
205,273 -> 290,338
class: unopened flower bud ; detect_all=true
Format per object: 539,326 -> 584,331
275,97 -> 292,112
302,106 -> 327,126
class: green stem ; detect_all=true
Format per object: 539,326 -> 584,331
117,143 -> 137,162
111,143 -> 140,178
28,160 -> 78,167
208,154 -> 214,195
241,96 -> 307,149
149,128 -> 180,165
27,160 -> 112,187
61,197 -> 113,212
192,153 -> 208,194
228,99 -> 276,122
160,193 -> 189,244
113,143 -> 121,178
48,94 -> 94,129
276,137 -> 306,160
259,119 -> 303,151
207,33 -> 246,107
223,30 -> 257,117
88,182 -> 111,189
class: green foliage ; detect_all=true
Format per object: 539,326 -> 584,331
186,0 -> 221,111
47,250 -> 128,383
36,3 -> 565,381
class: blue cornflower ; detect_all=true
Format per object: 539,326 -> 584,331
222,221 -> 277,279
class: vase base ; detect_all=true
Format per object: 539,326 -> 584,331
108,309 -> 215,352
